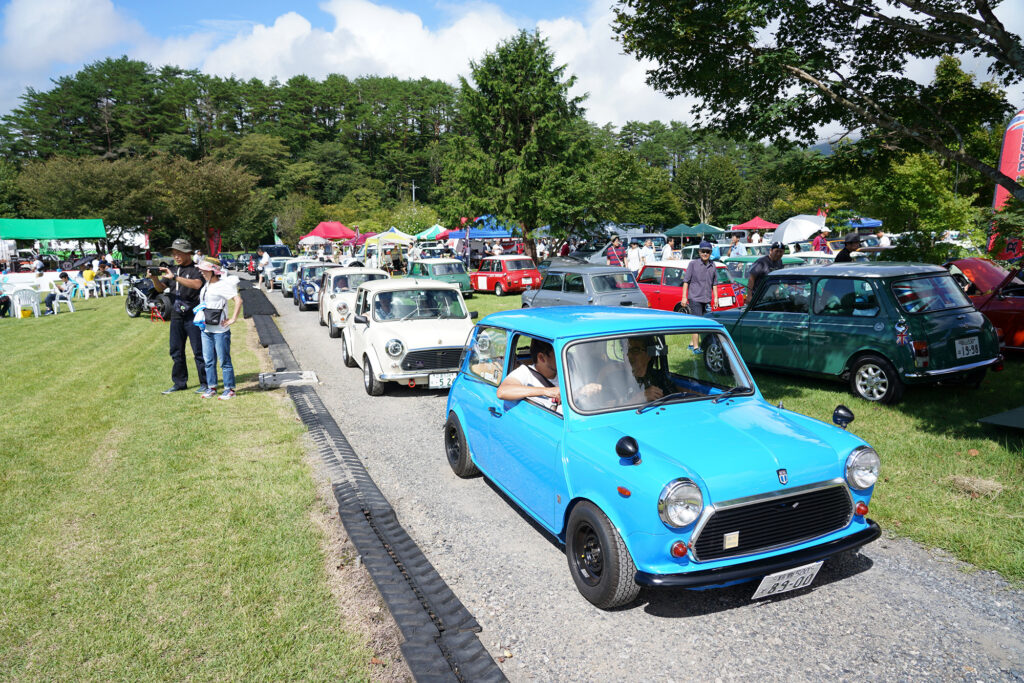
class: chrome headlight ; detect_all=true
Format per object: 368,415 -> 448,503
385,338 -> 404,357
304,284 -> 315,295
658,479 -> 703,528
845,446 -> 881,490
336,302 -> 349,315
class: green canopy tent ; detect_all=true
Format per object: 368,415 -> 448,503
414,224 -> 445,240
0,218 -> 107,240
665,222 -> 724,237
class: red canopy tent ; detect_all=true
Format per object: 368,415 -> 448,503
436,230 -> 451,240
343,232 -> 377,246
732,216 -> 778,231
310,221 -> 356,240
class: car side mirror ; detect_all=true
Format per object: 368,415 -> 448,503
470,311 -> 478,319
615,436 -> 641,465
354,314 -> 368,325
832,404 -> 854,429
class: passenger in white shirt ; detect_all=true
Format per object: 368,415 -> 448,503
497,338 -> 561,412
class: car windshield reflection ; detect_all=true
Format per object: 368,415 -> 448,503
373,289 -> 467,322
333,273 -> 386,293
566,331 -> 752,413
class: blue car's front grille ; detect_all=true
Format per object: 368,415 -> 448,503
400,348 -> 463,371
693,485 -> 852,561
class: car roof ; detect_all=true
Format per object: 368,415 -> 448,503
412,258 -> 462,264
484,255 -> 531,261
650,259 -> 727,269
482,307 -> 724,340
770,262 -> 947,278
723,255 -> 804,263
324,267 -> 388,276
359,278 -> 460,292
545,264 -> 632,275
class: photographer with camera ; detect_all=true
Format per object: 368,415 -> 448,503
149,238 -> 207,395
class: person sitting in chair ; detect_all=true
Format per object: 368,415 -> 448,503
43,272 -> 74,315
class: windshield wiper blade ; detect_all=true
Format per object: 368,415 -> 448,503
636,391 -> 697,414
712,387 -> 752,404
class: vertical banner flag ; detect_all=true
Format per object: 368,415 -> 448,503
273,216 -> 284,245
991,109 -> 1024,258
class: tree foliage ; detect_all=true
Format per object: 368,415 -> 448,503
613,0 -> 1023,200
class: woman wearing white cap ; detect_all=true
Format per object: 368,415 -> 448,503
196,257 -> 242,400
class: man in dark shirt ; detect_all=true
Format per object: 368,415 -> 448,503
835,233 -> 861,262
748,241 -> 785,295
605,235 -> 626,267
682,240 -> 718,352
150,238 -> 206,394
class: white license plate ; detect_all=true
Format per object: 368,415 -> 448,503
955,336 -> 979,359
751,561 -> 823,600
522,278 -> 532,284
718,296 -> 734,308
428,372 -> 457,389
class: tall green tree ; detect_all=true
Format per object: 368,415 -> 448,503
159,157 -> 257,249
453,30 -> 591,240
613,0 -> 1022,200
674,155 -> 743,225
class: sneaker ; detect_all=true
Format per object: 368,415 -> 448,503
44,310 -> 54,315
218,389 -> 236,401
195,386 -> 210,394
162,386 -> 186,394
692,347 -> 703,355
200,388 -> 216,399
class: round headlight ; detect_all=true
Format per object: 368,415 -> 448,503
385,338 -> 404,357
337,302 -> 349,315
304,284 -> 315,295
658,479 -> 703,528
845,447 -> 881,490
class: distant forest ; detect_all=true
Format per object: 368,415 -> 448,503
0,47 -> 1008,251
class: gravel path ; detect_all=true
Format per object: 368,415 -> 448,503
269,285 -> 1024,682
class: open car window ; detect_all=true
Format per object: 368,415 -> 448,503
566,331 -> 752,414
465,325 -> 508,386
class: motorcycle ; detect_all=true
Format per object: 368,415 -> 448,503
125,275 -> 171,319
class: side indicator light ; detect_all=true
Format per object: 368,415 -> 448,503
670,541 -> 688,558
617,486 -> 631,498
855,502 -> 869,517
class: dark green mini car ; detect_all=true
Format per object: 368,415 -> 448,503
407,258 -> 473,296
722,255 -> 806,289
710,263 -> 1002,403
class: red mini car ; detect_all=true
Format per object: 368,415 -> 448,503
946,257 -> 1024,350
472,255 -> 541,296
637,260 -> 746,313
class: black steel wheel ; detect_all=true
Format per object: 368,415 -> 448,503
565,501 -> 639,609
443,413 -> 479,478
363,355 -> 384,396
340,332 -> 357,367
849,354 -> 904,404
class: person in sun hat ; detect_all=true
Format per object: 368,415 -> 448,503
150,238 -> 206,395
195,257 -> 242,400
812,226 -> 832,253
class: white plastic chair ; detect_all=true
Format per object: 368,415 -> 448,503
11,288 -> 41,318
75,276 -> 98,299
51,281 -> 75,313
108,272 -> 127,295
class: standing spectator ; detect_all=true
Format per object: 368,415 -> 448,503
605,235 -> 626,267
876,228 -> 891,247
835,233 -> 861,262
750,231 -> 763,244
748,241 -> 785,294
257,248 -> 271,289
625,242 -> 643,273
681,241 -> 717,352
43,272 -> 74,314
91,255 -> 100,272
640,238 -> 656,266
661,238 -> 676,261
728,234 -> 747,257
492,241 -> 503,257
150,238 -> 206,395
812,227 -> 832,253
559,241 -> 571,257
32,254 -> 44,273
196,258 -> 242,400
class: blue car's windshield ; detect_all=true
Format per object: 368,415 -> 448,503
566,331 -> 752,414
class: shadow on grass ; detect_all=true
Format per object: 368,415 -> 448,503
753,363 -> 1024,451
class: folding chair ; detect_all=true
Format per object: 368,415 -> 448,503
75,276 -> 98,299
51,282 -> 75,313
11,288 -> 41,318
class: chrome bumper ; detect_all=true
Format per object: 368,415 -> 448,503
904,355 -> 1001,378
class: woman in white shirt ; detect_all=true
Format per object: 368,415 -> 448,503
196,257 -> 243,400
625,242 -> 643,272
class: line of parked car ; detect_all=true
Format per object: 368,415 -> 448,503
272,247 -> 1015,610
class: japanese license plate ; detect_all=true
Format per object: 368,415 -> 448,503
751,561 -> 823,600
428,372 -> 457,389
718,296 -> 734,308
522,278 -> 532,284
955,336 -> 979,359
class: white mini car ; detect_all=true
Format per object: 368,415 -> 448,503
342,279 -> 476,395
317,266 -> 389,337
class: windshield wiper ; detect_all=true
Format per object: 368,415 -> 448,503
636,391 -> 698,414
711,387 -> 752,404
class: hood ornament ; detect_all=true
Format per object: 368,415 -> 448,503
777,469 -> 788,485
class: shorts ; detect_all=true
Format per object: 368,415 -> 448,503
688,300 -> 709,317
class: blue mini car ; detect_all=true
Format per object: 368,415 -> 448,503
444,307 -> 882,609
294,263 -> 329,311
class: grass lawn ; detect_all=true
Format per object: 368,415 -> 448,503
0,297 -> 372,680
469,290 -> 1024,583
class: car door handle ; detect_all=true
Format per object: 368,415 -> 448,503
488,407 -> 502,417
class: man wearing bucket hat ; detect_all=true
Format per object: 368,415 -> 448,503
150,238 -> 206,394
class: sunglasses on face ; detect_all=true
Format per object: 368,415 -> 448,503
699,250 -> 712,254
